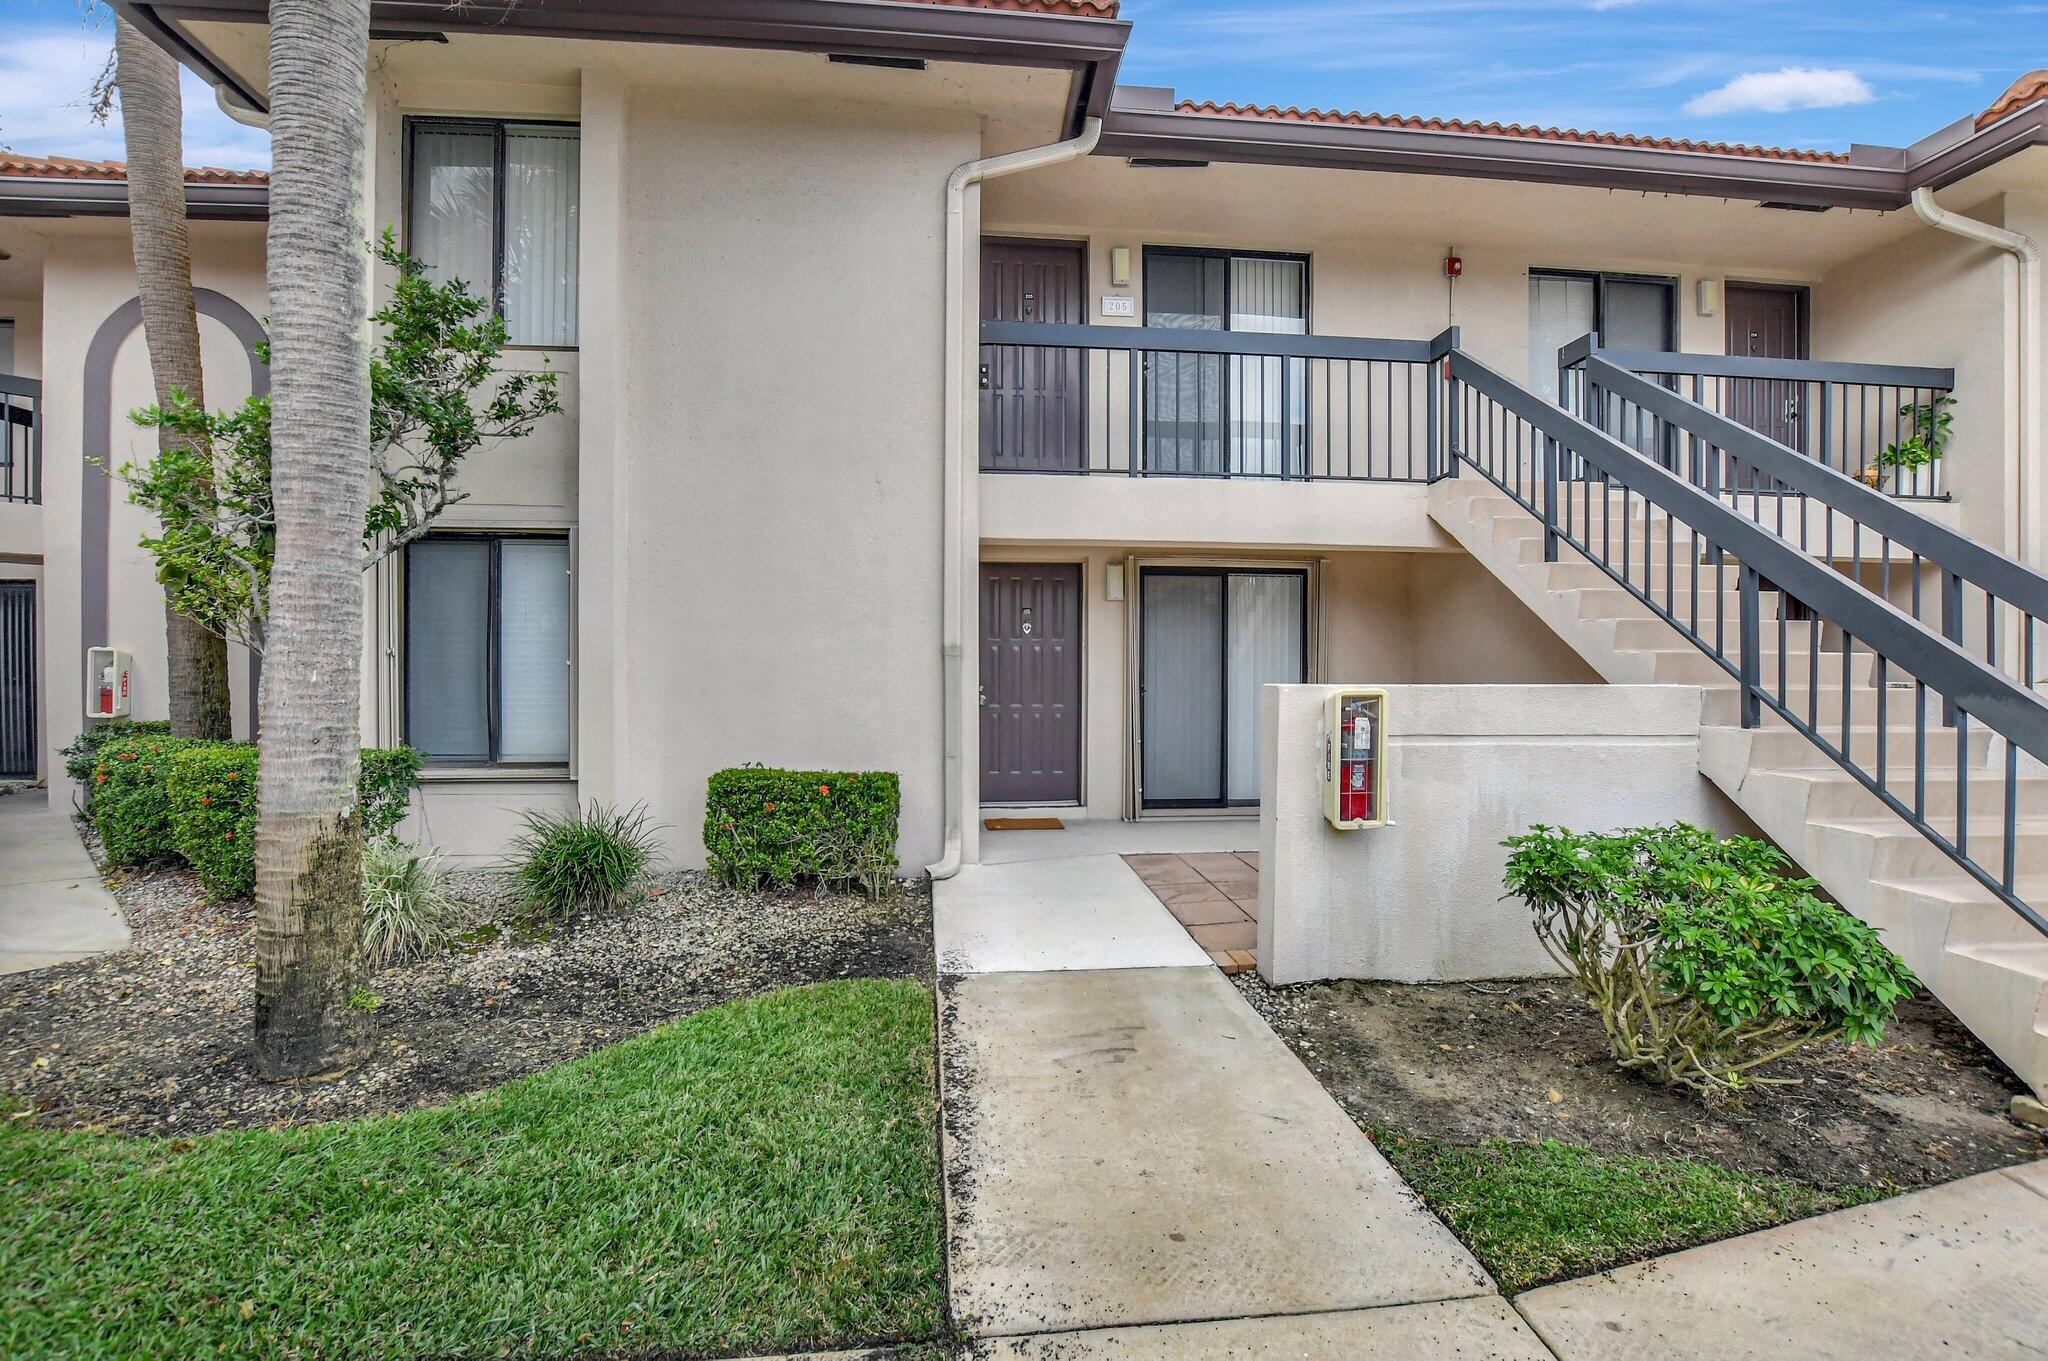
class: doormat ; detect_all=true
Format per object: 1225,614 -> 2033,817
984,817 -> 1065,831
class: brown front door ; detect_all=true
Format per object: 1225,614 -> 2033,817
981,563 -> 1082,805
1726,283 -> 1808,453
981,239 -> 1086,471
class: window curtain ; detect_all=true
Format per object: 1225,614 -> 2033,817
497,539 -> 572,763
408,125 -> 496,306
1224,573 -> 1305,802
1140,573 -> 1224,803
404,539 -> 492,763
1144,253 -> 1227,475
1228,258 -> 1307,477
1527,273 -> 1596,405
502,125 -> 580,347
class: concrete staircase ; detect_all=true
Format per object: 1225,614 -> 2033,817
1429,474 -> 2048,1097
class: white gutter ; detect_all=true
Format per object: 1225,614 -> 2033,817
929,116 -> 1102,881
1911,186 -> 2042,570
215,84 -> 271,130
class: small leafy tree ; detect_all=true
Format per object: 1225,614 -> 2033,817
1502,823 -> 1916,1096
120,231 -> 562,651
1876,393 -> 1955,490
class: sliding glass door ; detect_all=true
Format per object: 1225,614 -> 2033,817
1139,567 -> 1308,809
1144,249 -> 1308,476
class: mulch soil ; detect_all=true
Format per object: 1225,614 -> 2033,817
1236,972 -> 2044,1190
3,841 -> 932,1137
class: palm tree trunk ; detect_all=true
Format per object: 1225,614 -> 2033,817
252,0 -> 373,1081
114,19 -> 234,742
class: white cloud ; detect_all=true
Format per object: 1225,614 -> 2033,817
0,25 -> 269,169
1683,67 -> 1876,117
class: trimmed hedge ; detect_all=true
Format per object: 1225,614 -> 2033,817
163,745 -> 426,902
91,733 -> 218,867
704,768 -> 900,899
61,719 -> 172,790
88,736 -> 423,900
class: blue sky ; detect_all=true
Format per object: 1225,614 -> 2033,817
0,0 -> 2042,170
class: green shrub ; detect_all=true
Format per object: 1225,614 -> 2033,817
165,744 -> 259,900
92,734 -> 221,867
360,747 -> 425,839
507,802 -> 661,917
1502,823 -> 1917,1095
62,719 -> 171,789
163,744 -> 424,902
703,768 -> 899,899
362,837 -> 456,968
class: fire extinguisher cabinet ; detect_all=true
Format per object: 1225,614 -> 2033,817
85,647 -> 134,719
1323,688 -> 1388,830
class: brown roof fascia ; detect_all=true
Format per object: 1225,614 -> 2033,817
139,0 -> 1130,132
1099,94 -> 2048,210
0,176 -> 267,221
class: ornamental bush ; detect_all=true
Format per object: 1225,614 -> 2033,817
61,719 -> 171,790
91,733 -> 218,867
704,768 -> 900,899
161,744 -> 423,902
1502,823 -> 1917,1096
506,802 -> 661,917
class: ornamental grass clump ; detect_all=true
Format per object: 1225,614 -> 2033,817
361,837 -> 457,968
1502,823 -> 1917,1095
507,802 -> 661,918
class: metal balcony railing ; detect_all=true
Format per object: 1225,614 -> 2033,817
978,321 -> 1454,482
0,375 -> 42,506
1560,337 -> 1956,499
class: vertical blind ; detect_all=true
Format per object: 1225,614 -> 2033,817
497,539 -> 572,763
407,121 -> 580,346
1228,257 -> 1307,477
1141,572 -> 1225,803
1224,572 -> 1305,802
405,535 -> 571,766
404,537 -> 493,763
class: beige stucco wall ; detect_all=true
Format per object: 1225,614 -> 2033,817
1258,683 -> 1752,984
1813,193 -> 2014,552
980,543 -> 1599,825
564,75 -> 976,871
36,221 -> 265,796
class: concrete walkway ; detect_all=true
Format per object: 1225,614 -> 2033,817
0,791 -> 127,974
934,846 -> 2048,1359
1516,1160 -> 2048,1361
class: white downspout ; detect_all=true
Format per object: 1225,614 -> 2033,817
928,116 -> 1102,881
215,85 -> 271,129
1910,186 -> 2043,570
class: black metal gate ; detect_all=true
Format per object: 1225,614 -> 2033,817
0,581 -> 34,780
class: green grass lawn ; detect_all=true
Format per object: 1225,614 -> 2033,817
1370,1125 -> 1887,1293
3,978 -> 944,1360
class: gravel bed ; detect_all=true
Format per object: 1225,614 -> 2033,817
2,832 -> 933,1137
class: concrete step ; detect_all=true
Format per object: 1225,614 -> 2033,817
1809,815 -> 2048,884
1749,765 -> 2048,821
1706,719 -> 1994,771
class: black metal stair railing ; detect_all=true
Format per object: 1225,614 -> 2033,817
0,374 -> 40,506
1443,347 -> 2048,937
977,320 -> 1456,482
1557,339 -> 1956,498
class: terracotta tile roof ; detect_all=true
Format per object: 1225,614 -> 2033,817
1171,100 -> 1852,165
899,0 -> 1120,17
0,155 -> 267,186
1979,71 -> 2048,129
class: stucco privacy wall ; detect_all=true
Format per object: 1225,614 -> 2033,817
573,78 -> 975,871
38,223 -> 265,799
1257,683 -> 1751,984
1814,192 -> 2014,554
978,546 -> 1599,823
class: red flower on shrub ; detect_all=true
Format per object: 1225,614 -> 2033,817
764,801 -> 777,812
94,773 -> 107,785
223,831 -> 234,842
818,784 -> 831,796
119,751 -> 137,761
199,796 -> 212,807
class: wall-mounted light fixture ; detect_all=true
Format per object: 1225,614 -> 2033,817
1105,562 -> 1126,601
1110,246 -> 1131,288
1696,279 -> 1722,317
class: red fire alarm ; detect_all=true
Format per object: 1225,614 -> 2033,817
1444,254 -> 1464,278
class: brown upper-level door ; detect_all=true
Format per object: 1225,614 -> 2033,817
1726,283 -> 1807,457
981,240 -> 1087,471
981,563 -> 1083,805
